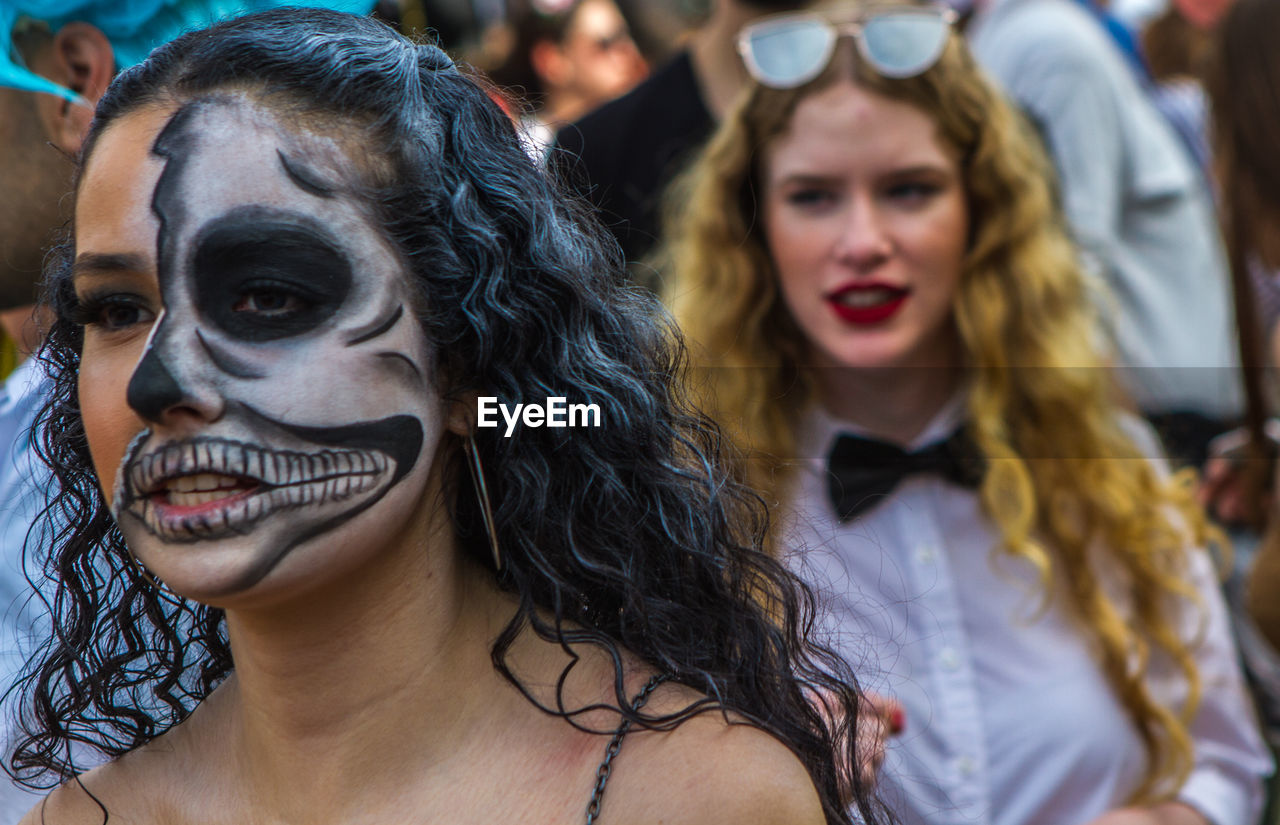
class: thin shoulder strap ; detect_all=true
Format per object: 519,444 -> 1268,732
583,673 -> 669,825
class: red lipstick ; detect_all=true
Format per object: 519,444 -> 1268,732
826,283 -> 910,324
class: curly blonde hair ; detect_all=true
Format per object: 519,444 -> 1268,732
661,33 -> 1215,803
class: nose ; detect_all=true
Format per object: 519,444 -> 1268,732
833,198 -> 893,271
126,319 -> 226,425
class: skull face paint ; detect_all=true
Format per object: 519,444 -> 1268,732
79,96 -> 440,601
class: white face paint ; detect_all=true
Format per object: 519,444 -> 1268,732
108,96 -> 439,599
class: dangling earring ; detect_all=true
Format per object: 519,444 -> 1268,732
130,553 -> 163,589
464,435 -> 503,572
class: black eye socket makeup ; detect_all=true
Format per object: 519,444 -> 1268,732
192,212 -> 354,342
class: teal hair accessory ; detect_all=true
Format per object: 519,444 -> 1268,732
1,0 -> 378,101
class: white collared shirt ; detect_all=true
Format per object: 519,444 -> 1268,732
784,400 -> 1271,825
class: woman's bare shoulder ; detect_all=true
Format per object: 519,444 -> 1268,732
17,762 -> 143,825
602,687 -> 827,825
17,738 -> 196,825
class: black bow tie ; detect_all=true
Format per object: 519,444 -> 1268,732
826,428 -> 986,522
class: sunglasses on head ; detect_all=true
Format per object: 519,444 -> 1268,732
736,5 -> 957,89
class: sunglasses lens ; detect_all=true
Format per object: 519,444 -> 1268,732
743,19 -> 835,88
861,13 -> 949,78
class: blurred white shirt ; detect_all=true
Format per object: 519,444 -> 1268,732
0,357 -> 54,822
968,0 -> 1241,420
785,397 -> 1272,825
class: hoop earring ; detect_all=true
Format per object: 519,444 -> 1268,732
131,555 -> 163,589
464,435 -> 503,572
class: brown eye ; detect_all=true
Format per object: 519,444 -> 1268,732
884,180 -> 942,205
103,304 -> 145,329
71,295 -> 156,331
786,188 -> 838,208
232,287 -> 307,317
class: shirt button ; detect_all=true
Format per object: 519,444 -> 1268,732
915,545 -> 936,564
956,755 -> 977,777
939,647 -> 961,670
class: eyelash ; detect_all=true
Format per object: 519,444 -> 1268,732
886,181 -> 942,201
70,294 -> 155,331
784,181 -> 944,209
231,281 -> 316,318
786,188 -> 837,207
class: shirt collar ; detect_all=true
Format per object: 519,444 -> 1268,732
800,387 -> 970,461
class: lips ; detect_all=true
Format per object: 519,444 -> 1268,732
826,283 -> 910,324
119,438 -> 390,542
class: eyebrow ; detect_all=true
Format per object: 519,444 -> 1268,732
776,173 -> 840,185
71,252 -> 151,279
778,165 -> 952,184
880,164 -> 954,179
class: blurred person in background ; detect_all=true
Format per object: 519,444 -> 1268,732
552,0 -> 810,281
612,0 -> 706,65
1187,0 -> 1280,776
1201,0 -> 1280,658
1141,0 -> 1234,174
490,0 -> 647,158
663,6 -> 1272,823
0,1 -> 374,819
966,0 -> 1241,470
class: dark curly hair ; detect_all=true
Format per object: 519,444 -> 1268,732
9,9 -> 886,825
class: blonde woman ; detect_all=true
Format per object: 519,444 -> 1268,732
663,6 -> 1271,824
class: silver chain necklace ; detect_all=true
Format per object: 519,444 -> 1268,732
583,673 -> 669,825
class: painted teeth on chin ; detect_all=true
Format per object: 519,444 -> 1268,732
137,455 -> 388,541
247,449 -> 263,480
130,440 -> 390,498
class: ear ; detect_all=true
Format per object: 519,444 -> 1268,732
36,23 -> 115,153
529,39 -> 571,90
447,392 -> 479,436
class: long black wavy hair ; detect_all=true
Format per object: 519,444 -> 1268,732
10,9 -> 885,825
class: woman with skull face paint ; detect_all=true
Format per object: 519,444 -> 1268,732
662,6 -> 1270,825
6,9 -> 888,825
